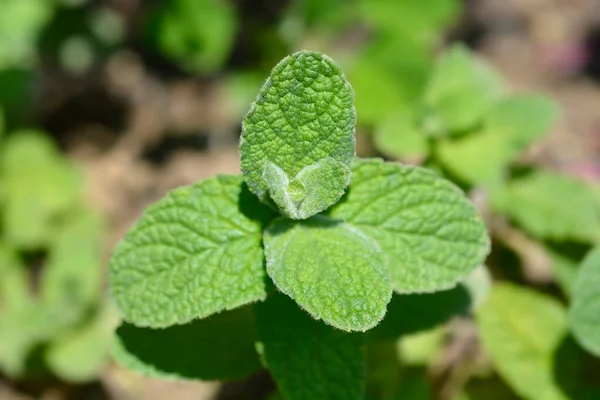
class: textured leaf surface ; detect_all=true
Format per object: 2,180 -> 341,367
476,283 -> 569,400
145,0 -> 236,73
329,158 -> 489,293
264,217 -> 391,331
241,51 -> 355,219
569,247 -> 600,356
492,171 -> 600,243
366,286 -> 470,342
109,175 -> 270,328
423,44 -> 503,134
256,292 -> 364,400
112,306 -> 261,381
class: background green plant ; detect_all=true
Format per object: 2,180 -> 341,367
0,0 -> 599,399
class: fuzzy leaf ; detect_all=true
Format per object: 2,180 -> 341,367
256,292 -> 364,400
476,283 -> 569,400
112,306 -> 261,381
264,216 -> 391,331
569,247 -> 600,356
241,51 -> 355,219
492,171 -> 600,243
423,44 -> 503,134
109,175 -> 271,328
329,158 -> 490,293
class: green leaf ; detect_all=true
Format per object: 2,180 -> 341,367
423,44 -> 503,134
109,175 -> 271,328
348,56 -> 412,127
0,0 -> 53,68
112,306 -> 262,381
144,0 -> 236,73
0,131 -> 81,248
436,130 -> 507,185
46,304 -> 118,382
366,285 -> 471,342
264,216 -> 391,331
484,94 -> 559,150
241,51 -> 355,219
491,171 -> 600,243
42,209 -> 105,328
546,248 -> 579,298
476,283 -> 569,400
569,247 -> 600,356
437,94 -> 559,185
329,158 -> 490,293
256,292 -> 365,400
373,112 -> 428,160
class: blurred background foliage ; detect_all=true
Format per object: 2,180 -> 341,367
0,0 -> 599,399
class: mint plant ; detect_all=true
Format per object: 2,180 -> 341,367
109,51 -> 490,398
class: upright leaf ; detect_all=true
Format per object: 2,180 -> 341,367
569,247 -> 600,356
264,216 -> 391,331
476,283 -> 569,400
491,171 -> 600,243
241,51 -> 355,219
109,175 -> 271,328
329,158 -> 489,293
112,306 -> 262,381
256,292 -> 365,400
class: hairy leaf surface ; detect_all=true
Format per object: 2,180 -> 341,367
109,175 -> 271,328
329,158 -> 489,293
264,217 -> 391,331
241,50 -> 355,219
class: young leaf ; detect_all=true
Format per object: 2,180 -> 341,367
256,292 -> 365,400
476,283 -> 569,400
423,44 -> 503,134
109,175 -> 270,328
264,216 -> 391,332
491,171 -> 600,243
329,158 -> 489,293
241,51 -> 355,219
112,306 -> 262,381
569,247 -> 600,356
